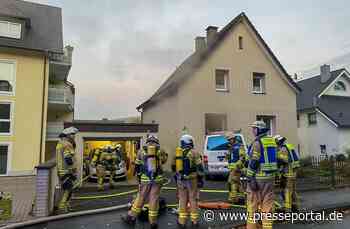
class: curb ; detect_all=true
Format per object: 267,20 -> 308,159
1,204 -> 129,229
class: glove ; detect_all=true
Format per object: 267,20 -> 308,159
247,176 -> 259,191
197,175 -> 204,188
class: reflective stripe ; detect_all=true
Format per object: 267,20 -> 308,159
190,212 -> 199,219
179,212 -> 189,218
149,210 -> 158,217
246,169 -> 255,177
131,206 -> 141,214
135,159 -> 143,164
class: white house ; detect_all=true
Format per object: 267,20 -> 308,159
297,65 -> 350,157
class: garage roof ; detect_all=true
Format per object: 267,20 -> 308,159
64,120 -> 158,133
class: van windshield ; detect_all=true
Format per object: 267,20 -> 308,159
207,135 -> 228,151
206,135 -> 243,151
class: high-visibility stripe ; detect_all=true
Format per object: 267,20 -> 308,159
149,210 -> 158,216
246,169 -> 255,177
190,212 -> 199,219
131,206 -> 141,214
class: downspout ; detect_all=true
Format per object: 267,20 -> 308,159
39,53 -> 48,164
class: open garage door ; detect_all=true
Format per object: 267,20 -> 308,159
83,137 -> 140,181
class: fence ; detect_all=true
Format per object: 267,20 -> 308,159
298,155 -> 350,190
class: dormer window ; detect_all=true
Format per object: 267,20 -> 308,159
0,20 -> 22,39
334,81 -> 346,91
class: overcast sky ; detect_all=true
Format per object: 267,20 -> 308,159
28,0 -> 350,120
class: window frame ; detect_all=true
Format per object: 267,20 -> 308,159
0,20 -> 22,39
252,72 -> 266,94
0,59 -> 17,96
0,101 -> 14,136
0,142 -> 12,176
256,115 -> 275,136
215,68 -> 230,92
308,112 -> 317,125
238,36 -> 243,50
334,81 -> 346,91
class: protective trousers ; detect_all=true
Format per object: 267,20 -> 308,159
246,180 -> 274,229
129,183 -> 161,224
177,178 -> 199,225
284,177 -> 298,211
58,175 -> 77,212
228,170 -> 244,202
96,165 -> 115,190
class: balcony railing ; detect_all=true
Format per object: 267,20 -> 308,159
48,86 -> 74,107
46,122 -> 64,140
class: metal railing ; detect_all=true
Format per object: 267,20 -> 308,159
46,122 -> 64,139
48,86 -> 74,106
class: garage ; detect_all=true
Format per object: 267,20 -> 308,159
64,120 -> 158,181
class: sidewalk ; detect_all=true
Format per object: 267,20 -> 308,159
0,176 -> 36,226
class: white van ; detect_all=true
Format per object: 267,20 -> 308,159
203,133 -> 247,179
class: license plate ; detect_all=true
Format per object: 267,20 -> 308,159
217,156 -> 225,162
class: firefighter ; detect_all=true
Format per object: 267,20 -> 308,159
246,121 -> 278,229
274,135 -> 300,212
91,145 -> 117,191
113,143 -> 124,165
171,134 -> 204,229
121,135 -> 167,229
56,127 -> 79,213
225,133 -> 247,204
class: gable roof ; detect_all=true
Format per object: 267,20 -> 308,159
296,68 -> 345,111
297,68 -> 350,128
0,0 -> 63,54
317,96 -> 350,128
137,12 -> 300,110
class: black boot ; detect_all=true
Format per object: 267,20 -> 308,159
150,223 -> 158,229
121,214 -> 136,225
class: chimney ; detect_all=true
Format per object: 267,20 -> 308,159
64,45 -> 74,64
206,26 -> 218,47
293,73 -> 298,81
320,64 -> 331,83
195,36 -> 206,52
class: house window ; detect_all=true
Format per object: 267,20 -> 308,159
238,36 -> 243,50
334,81 -> 346,91
0,20 -> 22,39
252,72 -> 265,94
0,61 -> 16,94
308,112 -> 317,125
257,115 -> 275,135
215,69 -> 229,91
205,113 -> 227,134
0,144 -> 9,175
320,145 -> 326,155
297,114 -> 300,128
0,102 -> 12,134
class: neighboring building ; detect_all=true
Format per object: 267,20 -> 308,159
297,65 -> 350,157
0,0 -> 74,176
137,13 -> 300,168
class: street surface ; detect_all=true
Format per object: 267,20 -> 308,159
19,178 -> 350,229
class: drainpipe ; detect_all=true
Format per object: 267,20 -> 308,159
39,52 -> 48,164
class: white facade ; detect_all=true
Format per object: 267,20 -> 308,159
298,111 -> 341,157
